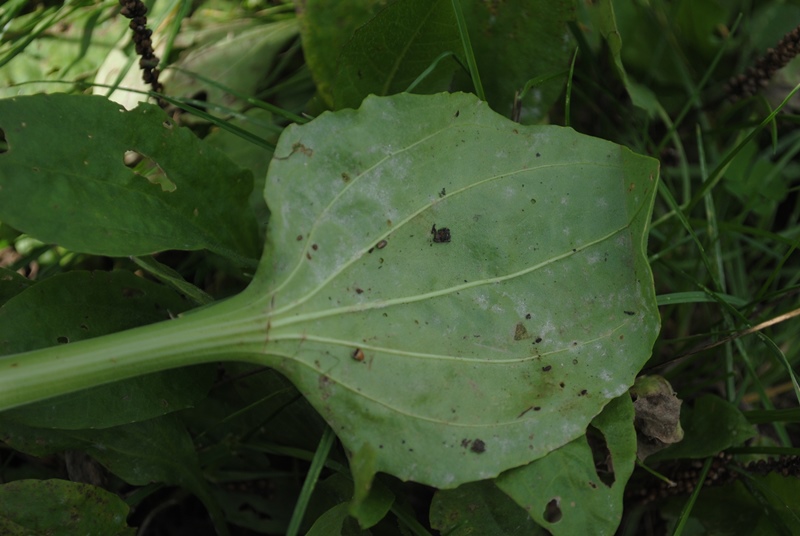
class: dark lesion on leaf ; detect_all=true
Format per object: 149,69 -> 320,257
431,224 -> 451,243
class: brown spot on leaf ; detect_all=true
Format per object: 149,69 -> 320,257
514,323 -> 530,341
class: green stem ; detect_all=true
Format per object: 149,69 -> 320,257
0,291 -> 269,412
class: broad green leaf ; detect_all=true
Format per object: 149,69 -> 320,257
0,479 -> 135,536
0,94 -> 259,261
430,480 -> 546,535
495,395 -> 636,535
255,91 -> 659,487
332,0 -> 460,110
0,270 -> 213,429
454,0 -> 577,123
297,0 -> 389,107
649,394 -> 756,461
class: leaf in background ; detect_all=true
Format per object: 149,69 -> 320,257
1,415 -> 198,481
455,0 -> 578,123
0,267 -> 32,307
660,476 -> 800,535
305,504 -> 352,536
495,395 -> 636,535
164,19 -> 299,119
254,92 -> 659,487
0,415 -> 223,527
0,270 -> 213,429
430,480 -> 546,535
297,0 -> 389,107
0,479 -> 135,536
302,472 -> 393,532
0,94 -> 259,261
332,0 -> 460,110
0,6 -> 120,99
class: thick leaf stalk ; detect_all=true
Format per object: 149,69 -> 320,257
0,292 -> 269,411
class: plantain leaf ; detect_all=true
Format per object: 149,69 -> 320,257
254,91 -> 660,487
0,94 -> 259,261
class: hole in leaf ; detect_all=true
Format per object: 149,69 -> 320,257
543,497 -> 562,523
123,151 -> 176,192
587,425 -> 615,487
57,336 -> 69,344
0,127 -> 7,154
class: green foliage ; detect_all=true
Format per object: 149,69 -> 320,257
0,0 -> 799,534
495,396 -> 636,535
331,0 -> 460,109
0,479 -> 135,536
0,94 -> 259,262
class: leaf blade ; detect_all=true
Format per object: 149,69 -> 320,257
0,94 -> 259,260
254,92 -> 659,487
